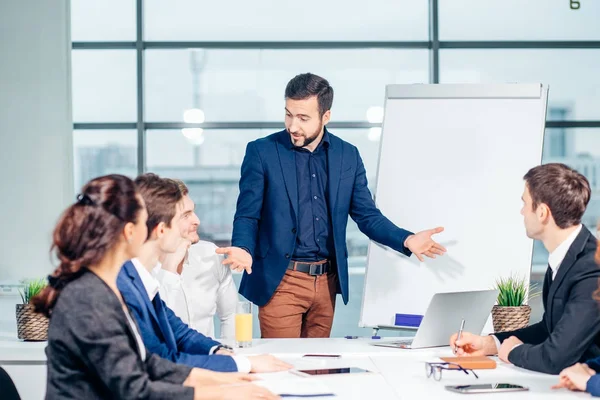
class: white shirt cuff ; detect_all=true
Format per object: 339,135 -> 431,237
492,336 -> 523,355
511,343 -> 523,352
209,345 -> 219,355
492,335 -> 501,353
232,355 -> 252,373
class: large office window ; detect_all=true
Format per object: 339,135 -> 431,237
71,51 -> 137,122
144,49 -> 428,122
143,0 -> 429,41
440,50 -> 600,120
71,0 -> 135,41
71,1 -> 600,337
73,130 -> 137,190
439,0 -> 600,40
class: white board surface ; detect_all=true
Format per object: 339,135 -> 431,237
359,84 -> 548,329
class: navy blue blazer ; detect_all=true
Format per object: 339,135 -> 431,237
117,261 -> 238,372
586,358 -> 600,396
232,129 -> 413,306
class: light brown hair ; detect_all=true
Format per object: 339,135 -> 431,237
170,179 -> 189,196
134,173 -> 183,238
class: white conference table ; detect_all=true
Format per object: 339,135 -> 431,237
0,336 -> 589,399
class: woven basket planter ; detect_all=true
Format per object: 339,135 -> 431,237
16,304 -> 48,341
491,305 -> 531,333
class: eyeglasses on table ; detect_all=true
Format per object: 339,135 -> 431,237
425,362 -> 479,381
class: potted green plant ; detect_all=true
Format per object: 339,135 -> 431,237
16,278 -> 49,341
491,275 -> 540,333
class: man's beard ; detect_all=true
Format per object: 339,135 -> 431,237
289,123 -> 323,149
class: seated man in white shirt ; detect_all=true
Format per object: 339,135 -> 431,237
154,179 -> 237,339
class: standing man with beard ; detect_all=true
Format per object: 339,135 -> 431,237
217,73 -> 446,338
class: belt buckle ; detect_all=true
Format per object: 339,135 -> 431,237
309,263 -> 323,276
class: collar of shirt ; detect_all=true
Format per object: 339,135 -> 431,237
548,224 -> 582,277
132,258 -> 161,300
151,261 -> 162,276
284,128 -> 331,151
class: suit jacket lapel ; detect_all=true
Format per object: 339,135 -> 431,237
542,266 -> 551,332
124,262 -> 161,331
276,131 -> 299,221
153,294 -> 178,350
327,133 -> 343,214
546,227 -> 592,327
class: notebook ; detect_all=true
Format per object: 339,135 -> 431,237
439,356 -> 497,370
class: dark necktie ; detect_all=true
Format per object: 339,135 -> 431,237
546,263 -> 553,285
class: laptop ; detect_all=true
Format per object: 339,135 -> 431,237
372,289 -> 499,349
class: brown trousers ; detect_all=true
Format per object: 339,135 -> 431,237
259,269 -> 337,338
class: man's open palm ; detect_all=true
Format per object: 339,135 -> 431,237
404,227 -> 447,262
216,246 -> 253,274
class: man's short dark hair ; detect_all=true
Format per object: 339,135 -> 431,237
285,73 -> 334,117
523,163 -> 591,229
134,173 -> 183,237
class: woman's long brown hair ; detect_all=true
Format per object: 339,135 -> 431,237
32,174 -> 142,317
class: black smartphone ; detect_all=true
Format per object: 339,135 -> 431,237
295,367 -> 371,376
445,383 -> 529,394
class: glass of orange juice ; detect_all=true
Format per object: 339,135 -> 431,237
235,301 -> 252,348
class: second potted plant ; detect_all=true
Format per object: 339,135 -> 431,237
16,278 -> 49,341
491,275 -> 540,333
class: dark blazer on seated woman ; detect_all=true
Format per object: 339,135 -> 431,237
45,270 -> 194,400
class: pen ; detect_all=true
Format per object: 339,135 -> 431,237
454,319 -> 465,354
302,354 -> 341,358
344,335 -> 380,339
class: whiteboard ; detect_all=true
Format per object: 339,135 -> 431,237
359,84 -> 548,329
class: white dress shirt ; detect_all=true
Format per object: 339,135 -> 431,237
132,256 -> 250,372
124,308 -> 147,361
132,258 -> 161,300
154,241 -> 238,339
493,224 -> 583,352
548,224 -> 582,280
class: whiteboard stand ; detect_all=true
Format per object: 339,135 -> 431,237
359,83 -> 548,332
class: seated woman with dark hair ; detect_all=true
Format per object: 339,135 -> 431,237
32,174 -> 278,400
553,221 -> 600,396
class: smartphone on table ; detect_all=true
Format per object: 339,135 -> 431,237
445,383 -> 528,394
292,367 -> 371,377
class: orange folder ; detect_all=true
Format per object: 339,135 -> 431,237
439,356 -> 497,370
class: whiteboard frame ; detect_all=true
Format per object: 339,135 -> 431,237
358,83 -> 549,330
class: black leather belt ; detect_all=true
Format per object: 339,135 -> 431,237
287,260 -> 330,276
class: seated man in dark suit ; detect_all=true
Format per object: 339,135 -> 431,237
551,223 -> 600,394
118,173 -> 291,373
450,163 -> 600,374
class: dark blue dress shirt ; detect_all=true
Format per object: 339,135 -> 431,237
292,130 -> 334,262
